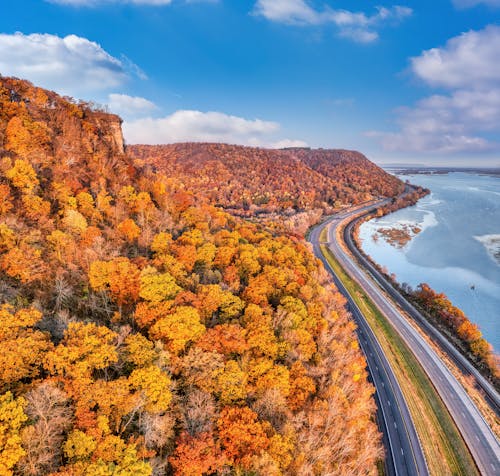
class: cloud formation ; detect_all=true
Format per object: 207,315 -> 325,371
253,0 -> 321,25
369,90 -> 499,153
108,93 -> 158,118
373,25 -> 500,154
0,32 -> 134,97
123,110 -> 306,148
410,25 -> 500,89
253,0 -> 412,43
271,139 -> 309,148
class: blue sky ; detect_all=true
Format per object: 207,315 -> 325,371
1,0 -> 500,166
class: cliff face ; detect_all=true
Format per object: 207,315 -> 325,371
0,76 -> 128,191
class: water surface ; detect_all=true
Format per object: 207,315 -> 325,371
359,172 -> 500,351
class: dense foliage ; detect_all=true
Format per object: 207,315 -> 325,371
411,284 -> 500,382
128,143 -> 404,215
0,76 -> 384,475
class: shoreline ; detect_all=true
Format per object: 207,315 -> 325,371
351,194 -> 500,389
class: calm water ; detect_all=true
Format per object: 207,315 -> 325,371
359,172 -> 500,351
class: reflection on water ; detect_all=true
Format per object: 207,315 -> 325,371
359,172 -> 500,351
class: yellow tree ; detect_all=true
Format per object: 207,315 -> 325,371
196,285 -> 244,323
63,428 -> 152,476
0,392 -> 28,476
247,359 -> 290,399
149,306 -> 205,355
62,209 -> 88,235
76,191 -> 101,223
75,378 -> 138,434
244,304 -> 279,360
4,158 -> 39,193
89,258 -> 141,306
0,224 -> 15,252
21,195 -> 51,222
0,306 -> 53,391
150,232 -> 173,256
4,115 -> 50,161
129,365 -> 172,413
47,230 -> 75,263
44,322 -> 118,383
123,333 -> 157,368
139,266 -> 181,303
214,360 -> 247,405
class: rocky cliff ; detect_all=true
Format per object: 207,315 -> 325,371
0,76 -> 128,191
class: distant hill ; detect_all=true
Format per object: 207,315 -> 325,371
128,143 -> 405,214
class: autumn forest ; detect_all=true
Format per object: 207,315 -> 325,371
0,76 -> 416,475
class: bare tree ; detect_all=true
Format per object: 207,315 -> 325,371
140,411 -> 176,451
18,382 -> 73,476
182,389 -> 216,436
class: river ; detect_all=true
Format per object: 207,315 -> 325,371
358,172 -> 500,352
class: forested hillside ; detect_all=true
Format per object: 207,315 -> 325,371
128,143 -> 404,214
0,77 -> 383,476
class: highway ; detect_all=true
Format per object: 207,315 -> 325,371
309,202 -> 429,476
344,214 -> 500,415
309,201 -> 500,476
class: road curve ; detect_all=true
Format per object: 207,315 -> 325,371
344,214 -> 500,415
314,204 -> 500,475
309,202 -> 429,476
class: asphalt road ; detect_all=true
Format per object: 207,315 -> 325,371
344,215 -> 500,415
310,202 -> 500,475
309,201 -> 429,476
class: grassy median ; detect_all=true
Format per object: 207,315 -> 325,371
320,243 -> 478,476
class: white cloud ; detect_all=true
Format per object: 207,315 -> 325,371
452,0 -> 500,7
108,93 -> 158,118
411,25 -> 500,90
271,139 -> 309,148
0,32 -> 138,97
338,28 -> 378,44
122,110 -> 306,147
370,90 -> 500,153
252,0 -> 321,25
372,25 -> 500,154
253,0 -> 412,43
